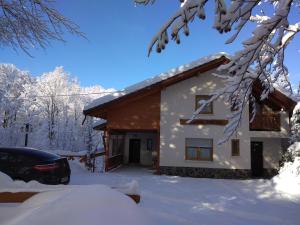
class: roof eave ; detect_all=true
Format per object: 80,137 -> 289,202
83,56 -> 229,116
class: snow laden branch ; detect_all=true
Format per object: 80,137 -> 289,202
135,0 -> 299,143
0,0 -> 84,55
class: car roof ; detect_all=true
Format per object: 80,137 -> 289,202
0,147 -> 60,160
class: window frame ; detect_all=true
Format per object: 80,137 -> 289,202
146,138 -> 153,151
110,135 -> 125,157
185,138 -> 213,161
195,95 -> 213,114
231,139 -> 240,156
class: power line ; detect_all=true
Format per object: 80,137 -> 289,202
2,90 -> 123,100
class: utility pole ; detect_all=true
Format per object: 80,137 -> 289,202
24,123 -> 29,147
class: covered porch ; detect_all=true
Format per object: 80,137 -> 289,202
102,129 -> 159,172
85,88 -> 161,172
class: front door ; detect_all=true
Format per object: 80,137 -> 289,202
251,142 -> 264,177
129,139 -> 141,163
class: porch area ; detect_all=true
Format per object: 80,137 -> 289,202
103,130 -> 159,172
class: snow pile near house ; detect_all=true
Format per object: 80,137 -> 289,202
84,52 -> 229,111
272,143 -> 300,197
2,185 -> 152,225
114,180 -> 140,195
0,171 -> 14,186
0,171 -> 65,193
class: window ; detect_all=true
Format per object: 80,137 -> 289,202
146,138 -> 153,151
185,138 -> 213,161
110,135 -> 125,157
231,139 -> 240,156
195,95 -> 213,114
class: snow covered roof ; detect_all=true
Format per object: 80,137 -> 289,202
84,52 -> 229,112
93,119 -> 107,128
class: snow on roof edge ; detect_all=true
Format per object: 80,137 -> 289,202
93,119 -> 107,128
84,52 -> 229,112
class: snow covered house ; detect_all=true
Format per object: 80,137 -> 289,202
84,53 -> 296,178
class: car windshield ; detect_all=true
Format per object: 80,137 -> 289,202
0,148 -> 60,161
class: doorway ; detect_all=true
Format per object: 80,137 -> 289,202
129,139 -> 141,163
251,142 -> 264,177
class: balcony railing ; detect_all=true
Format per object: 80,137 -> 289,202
106,154 -> 123,171
250,114 -> 281,131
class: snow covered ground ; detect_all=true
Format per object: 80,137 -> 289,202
70,162 -> 300,225
0,167 -> 152,225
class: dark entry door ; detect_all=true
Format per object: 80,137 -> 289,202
251,142 -> 263,177
129,139 -> 141,163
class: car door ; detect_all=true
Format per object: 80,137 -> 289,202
9,153 -> 36,181
0,151 -> 11,176
6,152 -> 22,179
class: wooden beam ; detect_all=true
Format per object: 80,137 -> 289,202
0,191 -> 140,204
0,192 -> 38,203
252,80 -> 296,113
180,119 -> 228,126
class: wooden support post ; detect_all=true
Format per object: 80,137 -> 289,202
155,130 -> 160,174
103,129 -> 110,172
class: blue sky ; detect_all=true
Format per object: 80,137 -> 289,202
0,1 -> 299,90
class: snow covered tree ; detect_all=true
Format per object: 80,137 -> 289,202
135,0 -> 299,143
0,64 -> 33,146
0,63 -> 109,153
0,0 -> 83,55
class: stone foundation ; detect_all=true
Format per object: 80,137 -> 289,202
263,168 -> 278,178
159,166 -> 278,179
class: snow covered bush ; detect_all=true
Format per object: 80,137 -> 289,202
284,142 -> 300,162
136,0 -> 299,143
290,102 -> 300,144
273,142 -> 300,196
273,156 -> 300,196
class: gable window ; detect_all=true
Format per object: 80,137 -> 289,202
185,138 -> 213,161
231,139 -> 240,156
195,95 -> 213,114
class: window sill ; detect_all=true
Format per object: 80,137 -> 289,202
185,159 -> 214,162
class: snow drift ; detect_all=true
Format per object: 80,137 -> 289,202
272,142 -> 300,197
1,185 -> 152,225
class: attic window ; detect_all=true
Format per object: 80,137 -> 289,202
195,95 -> 213,114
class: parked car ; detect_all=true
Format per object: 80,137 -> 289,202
0,147 -> 71,185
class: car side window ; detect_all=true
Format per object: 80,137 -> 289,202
9,154 -> 36,165
0,152 -> 9,162
8,153 -> 21,164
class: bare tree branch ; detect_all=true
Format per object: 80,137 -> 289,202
0,0 -> 85,56
135,0 -> 298,143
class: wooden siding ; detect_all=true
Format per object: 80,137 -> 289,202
180,119 -> 228,126
106,91 -> 160,130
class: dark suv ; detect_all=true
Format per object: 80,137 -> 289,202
0,147 -> 71,185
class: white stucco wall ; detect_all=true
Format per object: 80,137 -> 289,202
160,69 -> 287,170
251,138 -> 282,169
123,132 -> 157,166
